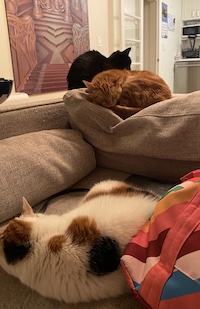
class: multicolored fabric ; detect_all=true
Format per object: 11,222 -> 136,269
121,169 -> 200,309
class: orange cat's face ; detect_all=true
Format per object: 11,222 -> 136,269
83,80 -> 122,108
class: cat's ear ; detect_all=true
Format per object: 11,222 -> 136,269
83,80 -> 95,92
123,47 -> 131,55
21,197 -> 36,217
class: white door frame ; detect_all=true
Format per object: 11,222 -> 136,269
143,0 -> 159,74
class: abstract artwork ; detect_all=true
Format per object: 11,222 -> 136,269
5,0 -> 89,94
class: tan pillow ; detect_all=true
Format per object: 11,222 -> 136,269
63,89 -> 200,182
0,129 -> 96,223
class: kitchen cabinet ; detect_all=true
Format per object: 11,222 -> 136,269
108,0 -> 143,70
174,59 -> 200,93
182,0 -> 200,21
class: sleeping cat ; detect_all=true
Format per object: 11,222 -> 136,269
67,48 -> 131,90
0,180 -> 159,303
83,69 -> 172,119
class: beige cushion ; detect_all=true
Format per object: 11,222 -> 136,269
0,100 -> 69,140
63,89 -> 200,182
0,129 -> 96,223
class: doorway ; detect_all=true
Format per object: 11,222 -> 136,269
143,0 -> 159,74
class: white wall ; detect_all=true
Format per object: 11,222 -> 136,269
0,1 -> 13,81
87,0 -> 110,56
158,0 -> 182,91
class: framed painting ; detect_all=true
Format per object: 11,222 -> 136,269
5,0 -> 89,94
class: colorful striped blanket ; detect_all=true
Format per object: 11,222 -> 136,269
121,169 -> 200,309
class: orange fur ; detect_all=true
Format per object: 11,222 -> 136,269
2,219 -> 31,246
83,69 -> 171,118
48,235 -> 66,253
82,182 -> 145,203
67,216 -> 100,245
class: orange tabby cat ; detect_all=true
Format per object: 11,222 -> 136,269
83,69 -> 171,119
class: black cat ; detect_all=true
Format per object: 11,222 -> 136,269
67,47 -> 131,90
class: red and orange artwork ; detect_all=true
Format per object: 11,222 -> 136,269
5,0 -> 89,94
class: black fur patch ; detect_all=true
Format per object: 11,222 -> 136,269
89,236 -> 121,275
3,241 -> 31,264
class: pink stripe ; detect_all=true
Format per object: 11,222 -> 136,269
124,229 -> 200,263
180,169 -> 200,181
132,202 -> 187,246
121,254 -> 160,284
139,188 -> 200,308
179,180 -> 195,188
121,255 -> 146,284
175,250 -> 200,279
159,292 -> 200,309
129,229 -> 149,247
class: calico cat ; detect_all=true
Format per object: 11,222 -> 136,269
0,180 -> 159,303
83,69 -> 172,119
67,48 -> 131,90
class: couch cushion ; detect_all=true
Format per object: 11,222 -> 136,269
0,129 -> 96,223
0,100 -> 69,140
63,89 -> 200,182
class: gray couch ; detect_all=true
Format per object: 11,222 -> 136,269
0,89 -> 199,309
0,97 -> 143,309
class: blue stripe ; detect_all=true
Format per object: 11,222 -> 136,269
134,281 -> 141,291
161,271 -> 200,300
133,272 -> 200,300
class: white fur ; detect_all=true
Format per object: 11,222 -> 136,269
0,180 -> 158,303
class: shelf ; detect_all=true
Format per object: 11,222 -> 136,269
124,12 -> 141,20
175,58 -> 200,62
182,36 -> 200,40
125,38 -> 141,43
110,0 -> 143,70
